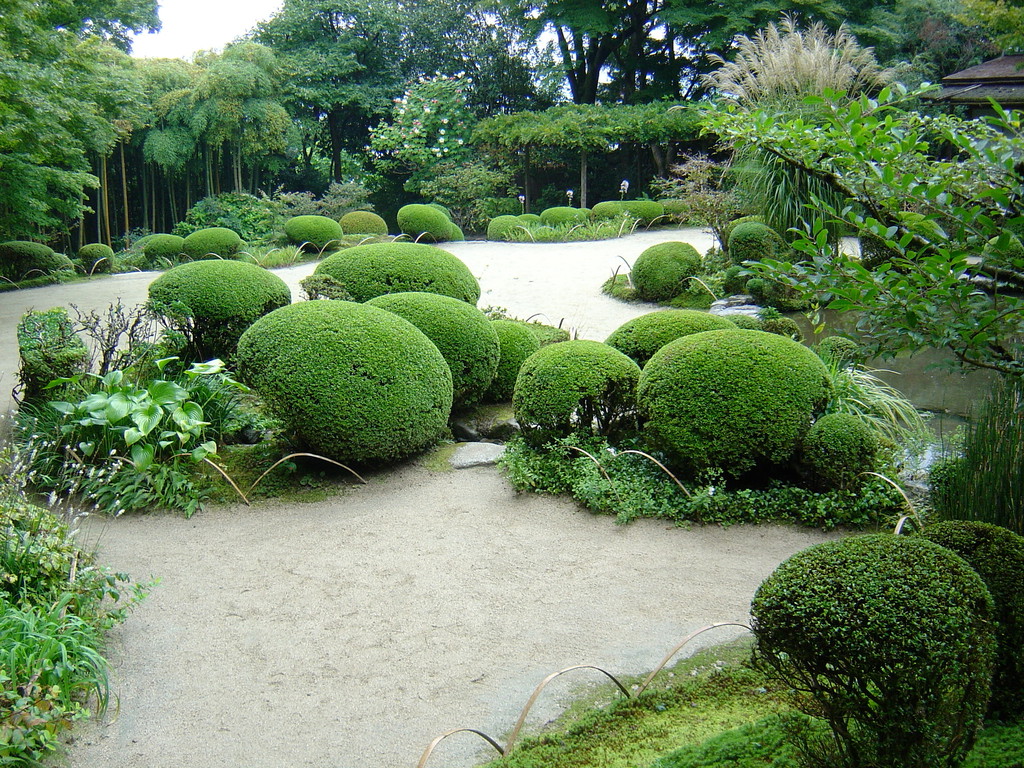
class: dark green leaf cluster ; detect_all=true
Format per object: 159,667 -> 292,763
918,520 -> 1024,720
815,336 -> 862,366
173,193 -> 282,242
751,535 -> 997,768
367,292 -> 500,408
639,330 -> 831,477
148,260 -> 291,362
236,300 -> 453,463
513,340 -> 641,446
181,227 -> 243,260
800,412 -> 879,490
314,242 -> 480,304
484,320 -> 541,402
16,308 -> 89,402
605,310 -> 736,366
283,214 -> 344,251
340,210 -> 388,236
631,242 -> 703,302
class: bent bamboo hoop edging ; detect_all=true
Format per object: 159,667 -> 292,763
416,621 -> 752,768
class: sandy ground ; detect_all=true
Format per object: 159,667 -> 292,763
0,229 -> 836,768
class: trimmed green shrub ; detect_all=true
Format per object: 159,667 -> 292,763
747,276 -> 810,312
487,214 -> 521,241
77,243 -> 114,274
148,260 -> 291,361
172,191 -> 281,242
752,535 -> 996,768
16,308 -> 89,401
631,241 -> 703,302
236,300 -> 453,462
729,314 -> 764,330
728,220 -> 785,265
427,202 -> 452,219
591,201 -> 632,220
142,234 -> 186,266
621,199 -> 665,223
283,215 -> 344,251
314,242 -> 480,304
800,412 -> 879,490
605,310 -> 737,366
181,227 -> 243,260
0,241 -> 69,281
516,320 -> 570,347
722,264 -> 749,295
539,206 -> 590,226
721,215 -> 764,253
638,329 -> 831,476
918,520 -> 1024,720
448,222 -> 465,241
339,210 -> 388,236
817,335 -> 862,366
513,340 -> 641,446
397,203 -> 452,242
517,213 -> 542,225
484,319 -> 541,402
658,198 -> 689,222
761,315 -> 803,341
367,292 -> 500,407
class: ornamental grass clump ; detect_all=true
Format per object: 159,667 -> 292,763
314,242 -> 480,304
917,520 -> 1024,721
638,329 -> 831,478
236,300 -> 453,463
147,260 -> 291,362
631,242 -> 703,302
513,340 -> 641,447
367,292 -> 500,408
605,310 -> 737,366
751,534 -> 996,768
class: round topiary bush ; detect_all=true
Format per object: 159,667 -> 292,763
800,413 -> 879,490
313,242 -> 480,304
747,276 -> 810,312
620,200 -> 665,224
917,520 -> 1024,720
284,215 -> 344,251
591,201 -> 630,220
236,301 -> 452,463
517,213 -> 542,225
721,215 -> 764,253
397,204 -> 452,242
182,227 -> 243,260
513,340 -> 641,446
728,221 -> 785,265
0,241 -> 62,281
760,315 -> 803,341
448,223 -> 465,241
729,314 -> 764,331
366,292 -> 500,408
722,265 -> 749,295
638,329 -> 831,477
487,215 -> 521,241
143,234 -> 186,266
340,210 -> 388,236
485,319 -> 541,402
78,243 -> 114,274
752,534 -> 996,768
631,241 -> 703,302
817,335 -> 862,366
605,310 -> 737,366
539,206 -> 589,227
148,259 -> 291,361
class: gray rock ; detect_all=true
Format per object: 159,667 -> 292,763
450,403 -> 520,442
449,442 -> 506,469
710,295 -> 763,317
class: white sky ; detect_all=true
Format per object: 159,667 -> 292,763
129,0 -> 284,60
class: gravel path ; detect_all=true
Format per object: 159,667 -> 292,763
0,230 -> 834,768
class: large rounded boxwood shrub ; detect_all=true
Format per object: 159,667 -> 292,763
752,535 -> 996,768
236,301 -> 452,463
142,234 -> 186,265
397,203 -> 452,242
918,520 -> 1024,720
591,201 -> 632,220
638,329 -> 831,476
148,260 -> 291,361
367,292 -> 499,407
513,340 -> 641,446
182,227 -> 243,260
0,241 -> 69,281
800,412 -> 879,490
631,241 -> 703,302
487,214 -> 521,241
78,243 -> 114,274
484,319 -> 541,402
314,242 -> 480,304
284,215 -> 344,251
539,206 -> 589,227
339,210 -> 388,236
605,310 -> 736,366
621,200 -> 665,224
728,221 -> 785,265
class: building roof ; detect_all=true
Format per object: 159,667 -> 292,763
942,55 -> 1024,85
932,55 -> 1024,105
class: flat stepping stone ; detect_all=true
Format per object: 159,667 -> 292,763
449,441 -> 506,469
